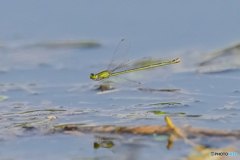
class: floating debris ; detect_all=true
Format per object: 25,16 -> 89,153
147,111 -> 169,115
14,120 -> 47,127
138,88 -> 180,92
58,119 -> 240,138
20,109 -> 66,116
94,81 -> 120,94
199,41 -> 240,66
94,136 -> 115,149
93,80 -> 116,91
54,123 -> 95,130
11,116 -> 239,160
95,84 -> 114,91
185,114 -> 202,117
34,40 -> 101,48
150,102 -> 181,105
47,116 -> 57,120
20,109 -> 67,114
147,111 -> 201,117
198,41 -> 240,73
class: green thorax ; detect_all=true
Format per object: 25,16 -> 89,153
97,70 -> 111,79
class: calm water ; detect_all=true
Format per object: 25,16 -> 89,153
0,1 -> 240,160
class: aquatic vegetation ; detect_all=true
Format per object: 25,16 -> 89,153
147,110 -> 169,115
138,88 -> 180,92
32,40 -> 101,48
94,136 -> 115,149
0,96 -> 8,102
198,41 -> 240,73
47,116 -> 57,120
20,109 -> 67,116
150,102 -> 181,106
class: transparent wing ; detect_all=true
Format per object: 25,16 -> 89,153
112,57 -> 152,73
108,39 -> 131,73
113,75 -> 141,85
99,75 -> 141,88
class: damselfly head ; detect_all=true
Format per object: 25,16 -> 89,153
90,73 -> 97,80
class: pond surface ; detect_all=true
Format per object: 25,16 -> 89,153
0,1 -> 240,160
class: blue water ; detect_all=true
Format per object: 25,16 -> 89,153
1,1 -> 240,160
